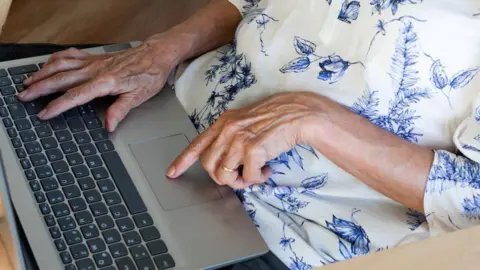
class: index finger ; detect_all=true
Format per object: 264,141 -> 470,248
167,125 -> 221,178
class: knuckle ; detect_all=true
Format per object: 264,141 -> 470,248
222,119 -> 238,134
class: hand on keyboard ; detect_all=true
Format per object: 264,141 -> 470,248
19,35 -> 180,132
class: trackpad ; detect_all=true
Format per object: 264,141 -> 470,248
129,135 -> 222,211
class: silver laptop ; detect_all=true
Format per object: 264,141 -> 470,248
0,42 -> 268,270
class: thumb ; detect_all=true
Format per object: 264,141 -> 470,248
105,94 -> 137,132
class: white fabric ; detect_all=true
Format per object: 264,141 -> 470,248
174,0 -> 480,268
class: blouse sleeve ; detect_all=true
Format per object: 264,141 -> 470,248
424,93 -> 480,236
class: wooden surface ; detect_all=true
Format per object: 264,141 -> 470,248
0,0 -> 209,44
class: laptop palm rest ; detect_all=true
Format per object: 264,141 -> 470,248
129,134 -> 222,211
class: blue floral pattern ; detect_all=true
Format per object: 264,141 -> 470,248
406,209 -> 427,230
462,194 -> 480,219
280,224 -> 313,270
338,0 -> 361,23
370,0 -> 423,15
280,37 -> 363,83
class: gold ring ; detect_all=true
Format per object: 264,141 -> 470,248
222,165 -> 237,173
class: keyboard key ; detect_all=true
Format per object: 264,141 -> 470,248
57,172 -> 75,186
86,238 -> 106,253
0,86 -> 13,96
11,137 -> 22,148
79,143 -> 96,156
76,258 -> 95,270
90,129 -> 108,141
0,77 -> 11,87
69,197 -> 87,212
34,191 -> 46,203
11,75 -> 25,84
70,243 -> 89,259
52,203 -> 70,217
59,251 -> 72,264
74,211 -> 93,226
8,64 -> 38,75
67,118 -> 85,133
0,98 -> 3,106
29,180 -> 41,191
35,125 -> 52,137
44,215 -> 56,226
78,104 -> 95,116
46,148 -> 63,161
35,165 -> 53,178
0,69 -> 6,77
96,215 -> 114,230
38,62 -> 45,68
80,224 -> 99,239
65,264 -> 76,270
49,226 -> 62,239
50,116 -> 67,130
15,84 -> 25,92
3,119 -> 13,130
154,254 -> 175,270
58,216 -> 77,231
84,189 -> 101,203
30,115 -> 46,126
96,140 -> 114,153
133,213 -> 153,228
20,158 -> 31,169
110,205 -> 128,219
55,130 -> 72,142
102,151 -> 147,214
52,160 -> 69,174
74,132 -> 91,144
136,258 -> 156,270
140,227 -> 160,242
90,202 -> 108,216
85,155 -> 102,168
30,153 -> 48,166
63,185 -> 81,199
46,190 -> 64,204
103,192 -> 121,206
98,179 -> 115,193
25,141 -> 42,154
83,116 -> 102,129
110,243 -> 128,259
93,252 -> 112,268
63,108 -> 79,119
19,130 -> 36,142
147,239 -> 168,256
116,217 -> 134,232
0,107 -> 8,117
6,127 -> 17,137
54,239 -> 67,251
103,229 -> 121,244
72,165 -> 89,178
129,245 -> 149,261
15,148 -> 26,158
38,203 -> 52,215
14,118 -> 31,130
4,95 -> 18,104
66,152 -> 83,166
115,257 -> 136,270
123,231 -> 141,246
78,177 -> 95,190
61,141 -> 78,154
40,137 -> 58,149
8,104 -> 26,119
64,229 -> 82,245
24,169 -> 35,180
24,101 -> 43,115
40,177 -> 58,191
92,168 -> 109,181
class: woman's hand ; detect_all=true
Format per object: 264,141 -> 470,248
167,92 -> 324,189
19,34 -> 180,131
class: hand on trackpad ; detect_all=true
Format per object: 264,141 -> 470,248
129,135 -> 222,211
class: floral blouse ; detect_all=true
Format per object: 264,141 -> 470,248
174,0 -> 480,269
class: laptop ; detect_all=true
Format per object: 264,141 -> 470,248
0,42 -> 268,270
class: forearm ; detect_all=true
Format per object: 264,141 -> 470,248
146,0 -> 241,68
306,96 -> 434,213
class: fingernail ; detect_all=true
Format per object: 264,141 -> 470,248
24,76 -> 32,85
17,90 -> 28,99
166,166 -> 176,178
37,109 -> 48,119
109,119 -> 118,132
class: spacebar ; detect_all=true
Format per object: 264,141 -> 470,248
102,151 -> 147,214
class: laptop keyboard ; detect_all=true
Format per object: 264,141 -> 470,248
0,64 -> 175,270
